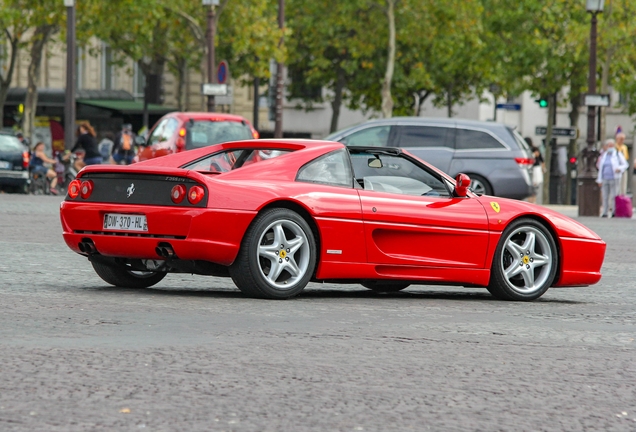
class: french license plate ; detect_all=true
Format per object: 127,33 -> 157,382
0,161 -> 11,169
103,213 -> 148,231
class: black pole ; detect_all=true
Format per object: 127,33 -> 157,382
274,0 -> 284,138
577,11 -> 601,216
253,76 -> 259,131
64,3 -> 76,150
206,5 -> 216,112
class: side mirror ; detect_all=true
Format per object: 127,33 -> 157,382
368,158 -> 383,168
454,173 -> 471,197
135,135 -> 147,147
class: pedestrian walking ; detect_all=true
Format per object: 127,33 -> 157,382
112,123 -> 136,165
615,129 -> 629,195
596,138 -> 628,217
526,138 -> 545,204
98,132 -> 115,164
71,121 -> 101,169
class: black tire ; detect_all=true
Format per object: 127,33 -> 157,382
466,174 -> 492,196
230,208 -> 317,299
91,261 -> 166,288
362,281 -> 410,292
487,218 -> 558,301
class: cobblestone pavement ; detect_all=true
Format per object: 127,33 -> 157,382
0,194 -> 634,431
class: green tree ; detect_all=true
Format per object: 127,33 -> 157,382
0,0 -> 29,127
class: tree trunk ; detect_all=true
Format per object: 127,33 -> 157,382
176,57 -> 187,111
413,90 -> 431,116
380,0 -> 396,118
23,25 -> 58,142
329,67 -> 346,133
0,35 -> 20,130
446,87 -> 453,118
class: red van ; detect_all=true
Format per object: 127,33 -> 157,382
135,112 -> 258,162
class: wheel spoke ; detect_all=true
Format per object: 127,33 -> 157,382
286,258 -> 301,277
267,260 -> 285,283
504,262 -> 523,279
272,224 -> 287,247
532,254 -> 549,267
505,240 -> 524,257
521,266 -> 535,288
287,236 -> 305,255
521,232 -> 536,254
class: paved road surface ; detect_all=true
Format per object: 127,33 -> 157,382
0,195 -> 634,431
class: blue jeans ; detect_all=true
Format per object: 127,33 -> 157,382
113,153 -> 133,165
84,157 -> 102,166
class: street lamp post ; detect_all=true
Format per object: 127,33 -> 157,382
203,0 -> 219,113
64,0 -> 76,150
578,0 -> 605,216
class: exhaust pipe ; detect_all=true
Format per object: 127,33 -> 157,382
155,243 -> 175,259
78,239 -> 97,255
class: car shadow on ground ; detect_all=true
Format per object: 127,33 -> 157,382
85,285 -> 585,304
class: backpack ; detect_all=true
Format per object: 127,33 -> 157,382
121,133 -> 132,151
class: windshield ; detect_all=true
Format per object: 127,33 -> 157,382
188,121 -> 253,149
182,149 -> 291,173
0,135 -> 24,152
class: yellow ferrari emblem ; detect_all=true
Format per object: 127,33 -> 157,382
523,256 -> 530,264
490,202 -> 501,213
279,250 -> 287,259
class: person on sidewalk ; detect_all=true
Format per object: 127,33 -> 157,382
71,121 -> 101,168
112,124 -> 136,165
615,130 -> 629,195
596,138 -> 628,217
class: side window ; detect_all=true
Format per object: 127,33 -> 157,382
148,118 -> 179,146
350,152 -> 450,197
341,126 -> 391,147
297,149 -> 353,187
398,126 -> 451,148
456,129 -> 505,150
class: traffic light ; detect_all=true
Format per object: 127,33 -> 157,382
535,96 -> 549,108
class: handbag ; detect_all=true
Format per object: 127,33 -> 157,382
532,165 -> 543,186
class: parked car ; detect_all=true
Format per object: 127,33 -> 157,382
135,112 -> 259,162
325,117 -> 535,199
60,140 -> 605,301
0,132 -> 30,193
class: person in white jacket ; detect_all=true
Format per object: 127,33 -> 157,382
596,138 -> 628,217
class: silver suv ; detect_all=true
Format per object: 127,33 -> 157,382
326,117 -> 534,199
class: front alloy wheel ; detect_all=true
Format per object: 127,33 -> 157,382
230,208 -> 316,299
488,218 -> 557,301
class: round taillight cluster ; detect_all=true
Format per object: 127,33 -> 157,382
67,179 -> 94,200
170,184 -> 205,205
68,179 -> 81,199
171,184 -> 186,204
188,185 -> 205,205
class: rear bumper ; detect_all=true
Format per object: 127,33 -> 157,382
554,237 -> 606,287
60,202 -> 256,266
0,170 -> 29,186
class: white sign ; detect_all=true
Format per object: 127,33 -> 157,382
215,86 -> 234,106
202,0 -> 220,5
584,94 -> 610,107
202,83 -> 228,96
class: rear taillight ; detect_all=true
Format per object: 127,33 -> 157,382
68,179 -> 81,199
176,128 -> 186,152
80,180 -> 94,199
252,130 -> 260,139
171,184 -> 186,204
22,151 -> 29,169
188,185 -> 205,205
515,157 -> 535,166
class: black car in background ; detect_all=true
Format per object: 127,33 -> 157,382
0,132 -> 30,193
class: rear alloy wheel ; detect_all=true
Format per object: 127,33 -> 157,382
230,208 -> 316,299
362,281 -> 410,292
487,218 -> 557,301
91,261 -> 166,288
467,174 -> 492,196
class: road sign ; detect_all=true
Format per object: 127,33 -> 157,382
584,94 -> 610,107
201,83 -> 228,96
215,86 -> 233,106
535,126 -> 578,138
217,60 -> 229,84
495,103 -> 521,111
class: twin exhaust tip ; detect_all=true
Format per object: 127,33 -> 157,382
155,243 -> 175,259
78,239 -> 96,254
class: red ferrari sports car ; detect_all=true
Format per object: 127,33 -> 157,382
60,139 -> 605,301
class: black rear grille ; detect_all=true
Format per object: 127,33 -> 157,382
66,173 -> 207,207
74,230 -> 186,239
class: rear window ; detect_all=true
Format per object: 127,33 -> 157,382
188,121 -> 253,149
0,135 -> 24,152
398,126 -> 451,148
182,148 -> 291,173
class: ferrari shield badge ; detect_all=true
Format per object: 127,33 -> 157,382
490,202 -> 501,213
